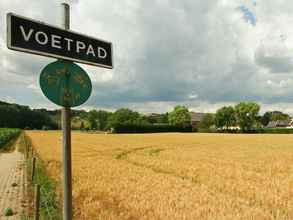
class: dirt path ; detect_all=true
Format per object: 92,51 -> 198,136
0,139 -> 26,219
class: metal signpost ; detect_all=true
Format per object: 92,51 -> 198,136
61,5 -> 72,219
7,3 -> 113,220
7,11 -> 113,68
39,60 -> 92,107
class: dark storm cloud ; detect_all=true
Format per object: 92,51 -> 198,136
255,49 -> 293,74
1,0 -> 293,113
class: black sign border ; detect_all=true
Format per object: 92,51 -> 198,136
7,13 -> 113,69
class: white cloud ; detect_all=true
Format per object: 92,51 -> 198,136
0,0 -> 293,115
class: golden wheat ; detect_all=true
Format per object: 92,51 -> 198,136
25,131 -> 293,220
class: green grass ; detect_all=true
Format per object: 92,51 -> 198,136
20,213 -> 33,220
24,135 -> 62,220
148,148 -> 165,156
0,128 -> 21,150
17,132 -> 27,154
198,128 -> 293,134
4,207 -> 14,216
33,158 -> 62,220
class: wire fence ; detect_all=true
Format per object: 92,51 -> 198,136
40,187 -> 55,220
23,134 -> 62,220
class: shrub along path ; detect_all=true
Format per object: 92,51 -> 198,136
0,137 -> 27,219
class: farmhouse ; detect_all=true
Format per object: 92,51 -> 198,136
146,113 -> 162,121
266,119 -> 293,128
189,112 -> 205,128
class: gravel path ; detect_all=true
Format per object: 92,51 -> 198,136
0,139 -> 27,220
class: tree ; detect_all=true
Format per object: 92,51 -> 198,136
95,110 -> 112,130
261,112 -> 271,126
261,111 -> 290,126
88,110 -> 99,130
145,113 -> 169,124
160,113 -> 169,124
271,111 -> 290,121
199,114 -> 215,129
0,102 -> 57,129
80,121 -> 85,130
106,108 -> 148,130
234,102 -> 260,131
215,106 -> 236,129
168,106 -> 191,127
87,110 -> 112,130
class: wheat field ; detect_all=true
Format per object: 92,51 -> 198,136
25,131 -> 293,220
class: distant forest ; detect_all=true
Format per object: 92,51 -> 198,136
0,100 -> 184,132
0,101 -> 86,130
0,101 -> 171,131
1,100 -> 291,133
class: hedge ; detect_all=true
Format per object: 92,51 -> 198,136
255,128 -> 293,134
113,123 -> 193,133
0,128 -> 21,149
198,128 -> 293,134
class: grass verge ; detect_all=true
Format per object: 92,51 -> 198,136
0,129 -> 21,152
24,134 -> 62,220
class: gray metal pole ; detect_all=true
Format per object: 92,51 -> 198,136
61,3 -> 72,220
34,184 -> 40,220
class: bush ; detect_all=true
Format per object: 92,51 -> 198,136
42,126 -> 50,131
0,128 -> 21,149
112,123 -> 193,133
4,208 -> 13,216
256,128 -> 293,134
197,128 -> 217,133
198,128 -> 293,134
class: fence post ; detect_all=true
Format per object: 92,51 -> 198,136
31,147 -> 34,158
25,138 -> 29,159
34,184 -> 40,220
31,157 -> 36,182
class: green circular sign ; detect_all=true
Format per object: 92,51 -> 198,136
40,60 -> 92,107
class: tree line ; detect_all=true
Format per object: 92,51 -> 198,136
0,101 -> 192,132
78,103 -> 291,133
0,101 -> 57,129
75,106 -> 192,132
199,102 -> 291,132
0,100 -> 290,133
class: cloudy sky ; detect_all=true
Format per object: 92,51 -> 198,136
1,0 -> 293,114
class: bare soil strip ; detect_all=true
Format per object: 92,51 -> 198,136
0,138 -> 27,220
